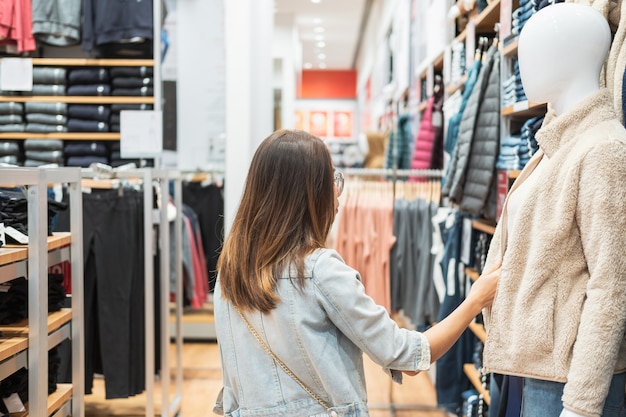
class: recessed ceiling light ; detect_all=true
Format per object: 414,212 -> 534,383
313,18 -> 323,24
311,0 -> 321,3
317,53 -> 326,60
315,35 -> 324,41
318,63 -> 327,69
313,27 -> 325,33
316,41 -> 326,48
304,62 -> 313,69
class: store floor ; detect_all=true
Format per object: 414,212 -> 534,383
84,342 -> 449,417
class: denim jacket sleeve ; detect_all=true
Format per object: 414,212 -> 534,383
311,249 -> 431,380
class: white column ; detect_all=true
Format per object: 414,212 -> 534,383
274,14 -> 299,129
224,0 -> 274,234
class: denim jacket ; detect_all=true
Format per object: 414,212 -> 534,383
214,249 -> 430,417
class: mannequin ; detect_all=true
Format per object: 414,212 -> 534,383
481,3 -> 626,417
517,2 -> 611,115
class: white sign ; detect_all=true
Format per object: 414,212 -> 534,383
0,58 -> 33,91
120,110 -> 163,158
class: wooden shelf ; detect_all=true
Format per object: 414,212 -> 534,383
502,37 -> 518,57
0,96 -> 154,104
454,0 -> 501,42
475,0 -> 501,33
418,100 -> 428,112
433,52 -> 444,71
471,219 -> 496,235
10,382 -> 72,417
501,100 -> 547,118
0,309 -> 72,337
1,233 -> 71,258
463,364 -> 491,405
468,321 -> 486,343
27,58 -> 154,67
0,335 -> 28,363
508,170 -> 521,179
0,132 -> 120,140
465,267 -> 480,281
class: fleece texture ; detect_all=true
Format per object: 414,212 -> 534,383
482,89 -> 626,417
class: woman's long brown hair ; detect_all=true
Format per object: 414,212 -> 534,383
217,130 -> 336,313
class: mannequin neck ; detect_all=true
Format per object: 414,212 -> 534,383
550,77 -> 600,116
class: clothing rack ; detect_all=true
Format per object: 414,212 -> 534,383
341,168 -> 444,178
80,167 -> 183,417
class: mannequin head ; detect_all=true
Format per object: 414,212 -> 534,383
518,3 -> 611,115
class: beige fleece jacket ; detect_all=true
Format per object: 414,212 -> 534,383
482,89 -> 626,417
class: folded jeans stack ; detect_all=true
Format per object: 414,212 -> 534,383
24,99 -> 68,134
0,140 -> 21,166
63,141 -> 109,167
0,102 -> 25,134
110,66 -> 154,97
23,138 -> 64,167
66,67 -> 111,97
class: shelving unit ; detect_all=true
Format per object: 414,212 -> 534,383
463,364 -> 491,405
471,219 -> 496,235
0,167 -> 83,417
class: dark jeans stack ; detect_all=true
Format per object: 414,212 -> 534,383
23,138 -> 64,167
110,66 -> 154,98
67,103 -> 111,134
24,69 -> 67,135
63,141 -> 109,167
0,274 -> 66,325
0,140 -> 21,166
66,67 -> 111,98
24,101 -> 68,134
0,102 -> 25,137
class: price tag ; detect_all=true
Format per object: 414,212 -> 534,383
513,100 -> 530,112
5,226 -> 28,244
3,393 -> 25,413
0,58 -> 33,91
120,110 -> 163,158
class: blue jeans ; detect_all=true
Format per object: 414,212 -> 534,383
522,374 -> 626,417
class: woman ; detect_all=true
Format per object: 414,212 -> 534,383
214,129 -> 499,417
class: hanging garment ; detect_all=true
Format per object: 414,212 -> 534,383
411,87 -> 445,171
31,0 -> 81,46
459,48 -> 501,219
0,0 -> 36,53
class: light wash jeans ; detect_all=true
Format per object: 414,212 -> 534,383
522,374 -> 626,417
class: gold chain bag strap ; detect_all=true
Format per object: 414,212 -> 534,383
233,305 -> 331,411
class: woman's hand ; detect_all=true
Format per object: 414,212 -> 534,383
467,262 -> 501,310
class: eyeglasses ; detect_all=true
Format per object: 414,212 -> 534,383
334,171 -> 344,196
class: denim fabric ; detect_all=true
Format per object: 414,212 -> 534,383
31,84 -> 66,96
24,102 -> 66,115
111,76 -> 153,88
67,84 -> 110,96
0,114 -> 23,124
67,104 -> 110,122
0,102 -> 24,115
522,374 -> 626,417
0,124 -> 25,132
0,155 -> 19,165
64,142 -> 108,156
65,156 -> 108,167
0,141 -> 20,155
111,86 -> 153,97
25,113 -> 67,125
24,139 -> 63,151
67,68 -> 109,84
67,119 -> 108,132
25,123 -> 66,133
25,150 -> 64,163
215,249 -> 431,417
110,66 -> 153,78
110,103 -> 153,112
32,67 -> 67,84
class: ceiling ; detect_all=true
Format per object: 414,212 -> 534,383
274,0 -> 371,70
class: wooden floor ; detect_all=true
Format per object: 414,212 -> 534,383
84,341 -> 450,417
